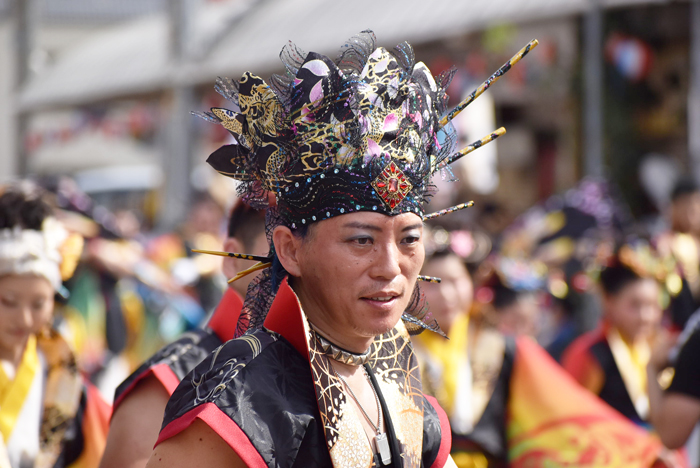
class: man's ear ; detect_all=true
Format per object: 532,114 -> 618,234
273,226 -> 303,277
222,237 -> 245,280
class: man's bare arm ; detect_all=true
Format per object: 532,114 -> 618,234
647,331 -> 700,449
99,376 -> 170,468
145,419 -> 246,468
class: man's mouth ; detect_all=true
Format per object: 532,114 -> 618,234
361,292 -> 401,309
367,296 -> 395,302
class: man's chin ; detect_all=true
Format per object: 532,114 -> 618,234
362,312 -> 404,338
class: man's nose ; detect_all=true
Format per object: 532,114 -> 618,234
370,242 -> 402,280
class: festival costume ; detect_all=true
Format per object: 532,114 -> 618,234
112,288 -> 242,409
0,216 -> 110,468
664,232 -> 700,329
414,319 -> 668,468
562,323 -> 650,425
157,31 -> 540,466
160,278 -> 451,468
560,243 -> 689,467
0,330 -> 110,468
413,316 -> 514,468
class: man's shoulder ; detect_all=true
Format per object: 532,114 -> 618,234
164,328 -> 314,418
159,329 -> 327,466
114,328 -> 223,408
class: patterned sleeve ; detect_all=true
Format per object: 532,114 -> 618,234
156,331 -> 330,468
422,395 -> 452,468
113,329 -> 219,410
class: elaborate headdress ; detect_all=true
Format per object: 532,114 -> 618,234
195,31 -> 537,336
0,185 -> 70,291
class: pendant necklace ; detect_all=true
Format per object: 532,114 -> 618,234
332,365 -> 392,466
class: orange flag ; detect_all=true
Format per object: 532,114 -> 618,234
508,337 -> 662,467
68,383 -> 111,468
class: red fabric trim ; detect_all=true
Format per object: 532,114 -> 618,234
113,363 -> 180,411
425,395 -> 451,468
263,278 -> 309,361
155,402 -> 267,468
561,327 -> 606,390
207,288 -> 244,343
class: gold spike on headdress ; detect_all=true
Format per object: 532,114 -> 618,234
439,39 -> 539,127
417,275 -> 442,284
433,128 -> 506,173
423,201 -> 475,221
190,248 -> 273,283
191,249 -> 271,263
227,262 -> 273,284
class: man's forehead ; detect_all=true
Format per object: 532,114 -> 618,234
325,211 -> 423,231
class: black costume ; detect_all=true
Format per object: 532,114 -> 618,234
158,279 -> 451,468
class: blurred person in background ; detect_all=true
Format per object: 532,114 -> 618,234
658,178 -> 700,330
414,236 -> 513,468
544,259 -> 601,362
499,179 -> 632,360
561,243 -> 668,427
99,200 -> 266,468
647,310 -> 700,456
489,276 -> 540,338
145,191 -> 226,315
0,183 -> 110,468
414,230 -> 671,467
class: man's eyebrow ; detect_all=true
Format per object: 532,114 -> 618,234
402,223 -> 423,232
342,222 -> 382,232
341,222 -> 423,232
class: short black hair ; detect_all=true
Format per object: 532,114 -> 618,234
493,278 -> 521,311
671,177 -> 700,202
227,200 -> 267,251
599,263 -> 643,296
0,186 -> 53,230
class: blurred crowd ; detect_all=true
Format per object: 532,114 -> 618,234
2,172 -> 700,467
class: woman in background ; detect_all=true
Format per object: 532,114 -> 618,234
413,245 -> 514,468
562,244 -> 663,426
0,184 -> 109,468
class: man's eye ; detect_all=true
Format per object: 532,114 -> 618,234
1,298 -> 17,308
353,237 -> 372,245
403,235 -> 420,244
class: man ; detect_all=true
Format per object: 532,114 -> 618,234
139,28 -> 518,467
99,201 -> 267,468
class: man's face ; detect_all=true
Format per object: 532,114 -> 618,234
291,211 -> 424,341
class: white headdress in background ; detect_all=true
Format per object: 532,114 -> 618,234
0,218 -> 67,290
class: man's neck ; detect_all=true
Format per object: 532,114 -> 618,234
290,278 -> 376,354
306,316 -> 374,355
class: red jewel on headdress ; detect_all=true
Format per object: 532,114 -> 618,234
372,161 -> 413,210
